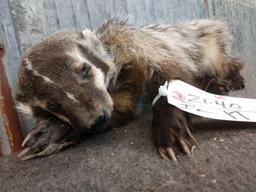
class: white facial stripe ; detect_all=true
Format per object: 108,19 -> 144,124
82,29 -> 97,51
16,103 -> 33,115
70,48 -> 95,71
53,113 -> 72,125
73,51 -> 117,89
66,92 -> 79,104
72,49 -> 89,64
42,76 -> 54,83
26,60 -> 80,104
70,49 -> 110,87
70,49 -> 113,107
92,66 -> 113,106
25,60 -> 55,84
81,29 -> 117,85
91,66 -> 105,90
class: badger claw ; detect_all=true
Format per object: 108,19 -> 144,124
179,139 -> 192,156
156,132 -> 197,161
21,120 -> 52,148
152,111 -> 198,161
18,118 -> 76,160
156,130 -> 197,161
158,147 -> 178,161
19,142 -> 75,160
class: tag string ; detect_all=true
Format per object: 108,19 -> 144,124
152,81 -> 168,106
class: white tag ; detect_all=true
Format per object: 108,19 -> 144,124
156,80 -> 256,122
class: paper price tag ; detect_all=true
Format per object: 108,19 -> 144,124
155,80 -> 256,122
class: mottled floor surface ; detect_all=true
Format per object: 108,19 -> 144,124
1,65 -> 256,192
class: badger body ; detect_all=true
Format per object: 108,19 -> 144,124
96,19 -> 244,127
17,19 -> 245,160
98,19 -> 233,82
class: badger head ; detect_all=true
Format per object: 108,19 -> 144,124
17,29 -> 116,131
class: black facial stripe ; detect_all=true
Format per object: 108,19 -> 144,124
78,44 -> 109,76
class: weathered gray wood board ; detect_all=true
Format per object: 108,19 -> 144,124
0,0 -> 23,155
207,0 -> 256,101
0,0 -> 255,154
7,0 -> 206,54
208,0 -> 256,65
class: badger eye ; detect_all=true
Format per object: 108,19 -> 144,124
82,64 -> 92,79
47,103 -> 61,112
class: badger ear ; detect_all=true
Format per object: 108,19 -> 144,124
82,28 -> 93,38
81,28 -> 102,52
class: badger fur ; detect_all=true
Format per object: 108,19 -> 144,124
17,19 -> 245,160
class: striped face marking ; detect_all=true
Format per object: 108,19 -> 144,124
18,30 -> 116,130
25,60 -> 55,84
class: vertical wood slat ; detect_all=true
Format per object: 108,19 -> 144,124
0,0 -> 24,154
8,0 -> 49,52
0,0 -> 21,89
54,0 -> 76,30
0,48 -> 23,154
86,0 -> 107,29
44,0 -> 60,34
71,0 -> 92,29
207,0 -> 256,64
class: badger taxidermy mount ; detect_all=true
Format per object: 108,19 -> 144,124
17,18 -> 245,161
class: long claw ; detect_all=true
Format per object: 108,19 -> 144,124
22,120 -> 50,147
20,142 -> 74,161
179,139 -> 192,156
21,132 -> 37,148
166,147 -> 177,162
191,146 -> 197,156
18,147 -> 32,158
186,126 -> 198,146
21,154 -> 38,161
158,148 -> 170,161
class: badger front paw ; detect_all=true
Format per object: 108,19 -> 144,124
18,118 -> 76,160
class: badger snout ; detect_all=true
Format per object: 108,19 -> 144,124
93,109 -> 111,127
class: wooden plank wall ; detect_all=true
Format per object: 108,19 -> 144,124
7,0 -> 205,53
0,0 -> 255,154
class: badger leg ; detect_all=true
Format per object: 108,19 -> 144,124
199,58 -> 245,95
18,118 -> 77,160
152,97 -> 198,161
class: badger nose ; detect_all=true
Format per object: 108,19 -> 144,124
94,110 -> 110,127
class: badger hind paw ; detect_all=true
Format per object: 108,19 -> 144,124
18,118 -> 76,160
152,114 -> 198,161
156,126 -> 198,161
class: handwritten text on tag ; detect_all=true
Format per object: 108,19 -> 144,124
161,80 -> 256,122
